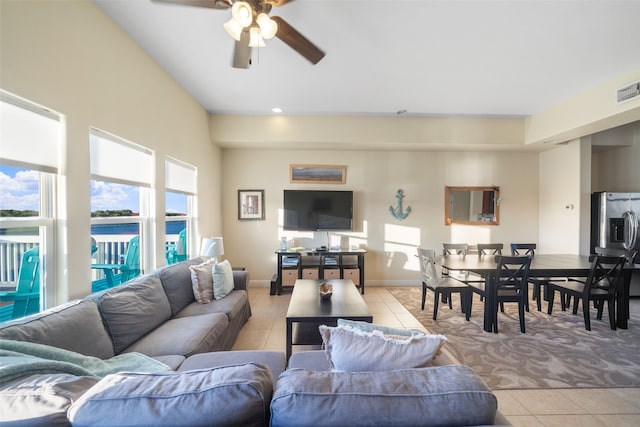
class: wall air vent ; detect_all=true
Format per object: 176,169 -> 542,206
617,81 -> 640,103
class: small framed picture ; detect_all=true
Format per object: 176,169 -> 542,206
290,164 -> 347,184
238,189 -> 265,220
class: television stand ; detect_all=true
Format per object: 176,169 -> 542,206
273,249 -> 366,295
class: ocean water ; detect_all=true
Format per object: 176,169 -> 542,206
91,221 -> 186,235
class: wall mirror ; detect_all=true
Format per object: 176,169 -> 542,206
444,186 -> 500,225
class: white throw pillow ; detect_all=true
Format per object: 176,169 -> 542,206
189,259 -> 215,304
213,259 -> 235,300
319,324 -> 447,372
337,318 -> 425,337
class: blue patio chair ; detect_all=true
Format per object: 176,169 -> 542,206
91,236 -> 140,292
166,229 -> 187,265
91,236 -> 98,255
0,246 -> 40,322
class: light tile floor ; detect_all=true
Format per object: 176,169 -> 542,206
232,286 -> 640,427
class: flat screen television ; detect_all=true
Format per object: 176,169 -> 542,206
283,190 -> 353,231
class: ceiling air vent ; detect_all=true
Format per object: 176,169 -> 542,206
617,81 -> 640,103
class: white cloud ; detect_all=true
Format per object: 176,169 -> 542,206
90,181 -> 138,211
0,169 -> 40,210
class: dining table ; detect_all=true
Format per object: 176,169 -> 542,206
439,254 -> 633,333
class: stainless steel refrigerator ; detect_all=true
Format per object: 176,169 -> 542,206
591,191 -> 640,295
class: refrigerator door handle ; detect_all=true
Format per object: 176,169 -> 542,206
623,210 -> 638,250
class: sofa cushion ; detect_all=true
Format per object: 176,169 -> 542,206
150,355 -> 186,371
0,300 -> 114,359
270,365 -> 497,427
92,275 -> 172,354
319,324 -> 446,372
174,290 -> 247,321
189,259 -> 215,304
178,350 -> 287,379
123,313 -> 229,357
213,260 -> 235,300
0,373 -> 99,427
154,258 -> 203,316
68,363 -> 274,427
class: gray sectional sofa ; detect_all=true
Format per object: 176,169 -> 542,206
0,258 -> 508,426
1,258 -> 252,367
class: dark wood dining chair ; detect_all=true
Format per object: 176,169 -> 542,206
417,248 -> 470,321
466,255 -> 531,333
475,243 -> 504,305
510,243 -> 541,312
442,243 -> 483,283
593,247 -> 637,321
546,254 -> 626,331
477,243 -> 503,257
594,246 -> 637,264
441,243 -> 468,276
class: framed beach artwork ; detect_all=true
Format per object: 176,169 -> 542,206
289,164 -> 347,184
238,189 -> 265,220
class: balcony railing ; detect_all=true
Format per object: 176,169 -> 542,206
1,234 -> 181,287
0,238 -> 38,283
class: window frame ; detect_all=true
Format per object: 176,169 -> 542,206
1,91 -> 60,314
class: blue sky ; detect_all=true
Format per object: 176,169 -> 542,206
1,165 -> 185,213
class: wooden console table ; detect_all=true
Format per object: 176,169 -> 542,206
273,249 -> 366,295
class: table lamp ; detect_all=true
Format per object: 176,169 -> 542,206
200,237 -> 224,263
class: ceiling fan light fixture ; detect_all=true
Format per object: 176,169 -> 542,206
223,18 -> 244,41
231,1 -> 253,28
249,26 -> 265,48
256,13 -> 278,39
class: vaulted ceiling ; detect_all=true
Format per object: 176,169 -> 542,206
96,0 -> 640,119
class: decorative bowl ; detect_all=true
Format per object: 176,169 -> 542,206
319,282 -> 333,300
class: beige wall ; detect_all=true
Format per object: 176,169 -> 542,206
1,1 -> 220,303
221,149 -> 539,286
210,115 -> 526,150
538,140 -> 583,254
592,128 -> 640,192
525,68 -> 640,145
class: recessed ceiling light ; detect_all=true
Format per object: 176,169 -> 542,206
272,107 -> 282,113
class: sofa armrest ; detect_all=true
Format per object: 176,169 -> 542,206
288,350 -> 331,371
233,270 -> 249,292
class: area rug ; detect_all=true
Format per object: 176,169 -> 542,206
388,287 -> 640,390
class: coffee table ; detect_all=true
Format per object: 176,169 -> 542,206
285,279 -> 372,361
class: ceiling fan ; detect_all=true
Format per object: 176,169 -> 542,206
152,0 -> 325,68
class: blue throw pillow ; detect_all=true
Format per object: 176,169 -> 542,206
213,260 -> 234,300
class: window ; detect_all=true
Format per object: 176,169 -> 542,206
0,91 -> 59,320
89,129 -> 152,292
165,157 -> 196,264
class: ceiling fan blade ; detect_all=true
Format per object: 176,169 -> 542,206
267,0 -> 295,6
271,16 -> 325,65
232,29 -> 252,69
150,0 -> 231,9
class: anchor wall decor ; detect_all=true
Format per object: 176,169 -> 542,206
389,189 -> 412,221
